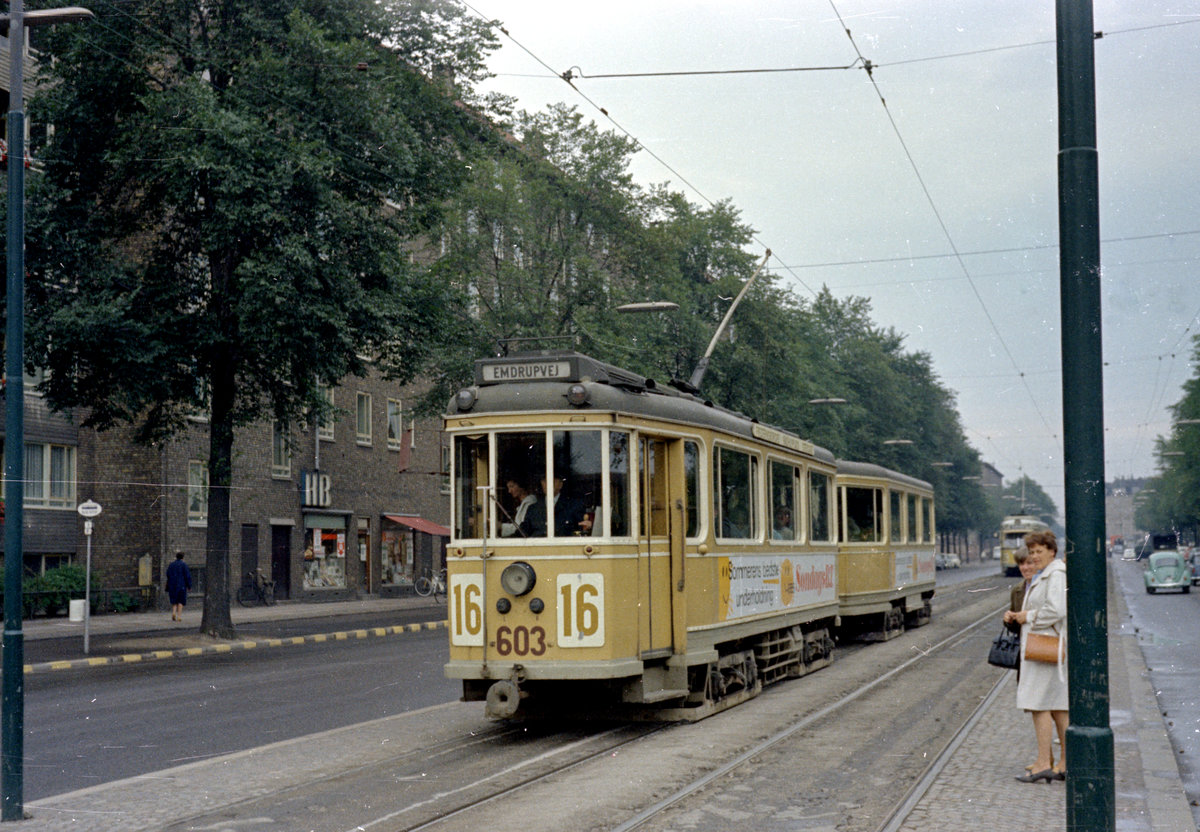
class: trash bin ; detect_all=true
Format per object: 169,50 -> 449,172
68,599 -> 86,622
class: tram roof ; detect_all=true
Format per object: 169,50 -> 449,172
835,459 -> 932,492
448,351 -> 835,464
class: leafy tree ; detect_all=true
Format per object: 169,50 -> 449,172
999,475 -> 1057,528
1138,334 -> 1200,539
22,0 -> 496,637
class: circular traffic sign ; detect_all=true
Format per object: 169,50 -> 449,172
77,500 -> 102,518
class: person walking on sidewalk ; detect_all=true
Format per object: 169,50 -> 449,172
166,550 -> 193,622
1003,530 -> 1067,783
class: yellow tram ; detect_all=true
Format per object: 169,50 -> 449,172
834,461 -> 937,641
999,514 -> 1050,576
443,351 -> 842,720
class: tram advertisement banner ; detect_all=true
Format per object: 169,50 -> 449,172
895,549 -> 937,586
718,554 -> 837,621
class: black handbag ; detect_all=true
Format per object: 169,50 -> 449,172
988,627 -> 1021,669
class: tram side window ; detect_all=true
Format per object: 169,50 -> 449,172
549,430 -> 600,537
922,498 -> 934,543
496,432 -> 547,538
842,486 -> 881,543
770,461 -> 797,541
907,493 -> 919,545
716,447 -> 757,540
684,441 -> 700,538
453,435 -> 489,539
809,471 -> 833,542
890,491 -> 904,543
610,432 -> 631,537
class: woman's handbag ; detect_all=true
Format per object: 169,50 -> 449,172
1024,631 -> 1061,664
988,627 -> 1021,669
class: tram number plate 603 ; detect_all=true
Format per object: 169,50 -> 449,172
449,574 -> 484,646
495,625 -> 547,656
557,573 -> 604,648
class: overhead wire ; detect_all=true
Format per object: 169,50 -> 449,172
826,0 -> 1062,453
460,1 -> 819,298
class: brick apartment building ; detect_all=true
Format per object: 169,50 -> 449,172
3,370 -> 450,605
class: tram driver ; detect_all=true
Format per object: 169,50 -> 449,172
500,478 -> 538,537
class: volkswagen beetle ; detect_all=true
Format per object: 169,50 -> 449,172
1144,550 -> 1191,594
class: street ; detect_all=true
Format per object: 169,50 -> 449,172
25,624 -> 457,800
1111,554 -> 1200,828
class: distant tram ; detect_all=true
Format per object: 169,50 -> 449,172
999,514 -> 1050,576
442,351 -> 938,721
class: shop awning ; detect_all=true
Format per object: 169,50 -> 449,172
385,515 -> 451,537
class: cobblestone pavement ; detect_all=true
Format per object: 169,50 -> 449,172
896,564 -> 1194,831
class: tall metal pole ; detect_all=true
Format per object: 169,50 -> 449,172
3,0 -> 28,819
1056,1 -> 1114,829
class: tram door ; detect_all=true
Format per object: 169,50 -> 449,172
639,436 -> 680,656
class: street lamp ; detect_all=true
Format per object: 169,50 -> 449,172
807,397 -> 847,405
616,301 -> 679,313
2,2 -> 94,820
882,438 -> 913,446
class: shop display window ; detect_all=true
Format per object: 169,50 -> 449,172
303,527 -> 347,589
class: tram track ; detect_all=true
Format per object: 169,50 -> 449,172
164,573 -> 1013,832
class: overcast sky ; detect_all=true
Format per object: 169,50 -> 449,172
466,1 -> 1200,517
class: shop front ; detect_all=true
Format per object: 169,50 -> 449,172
380,514 -> 449,597
301,510 -> 356,600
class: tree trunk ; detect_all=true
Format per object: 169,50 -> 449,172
200,355 -> 237,638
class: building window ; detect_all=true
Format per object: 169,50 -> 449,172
272,423 -> 291,479
356,392 -> 372,446
439,444 -> 451,495
15,443 -> 77,509
387,398 -> 403,450
317,386 -> 335,442
187,460 -> 209,526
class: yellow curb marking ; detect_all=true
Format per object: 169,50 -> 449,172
24,617 -> 447,673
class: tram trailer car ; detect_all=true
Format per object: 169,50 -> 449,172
999,515 -> 1050,576
443,351 -> 843,721
834,461 -> 937,641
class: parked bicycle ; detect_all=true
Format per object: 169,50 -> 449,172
414,567 -> 446,601
237,569 -> 276,607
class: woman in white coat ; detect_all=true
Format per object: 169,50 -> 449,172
1002,530 -> 1067,783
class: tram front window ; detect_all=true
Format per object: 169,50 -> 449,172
550,430 -> 600,537
496,433 -> 547,538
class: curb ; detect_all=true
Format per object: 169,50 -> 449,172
23,619 -> 448,675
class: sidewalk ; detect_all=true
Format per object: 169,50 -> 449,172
896,563 -> 1195,831
15,568 -> 1198,831
18,594 -> 447,674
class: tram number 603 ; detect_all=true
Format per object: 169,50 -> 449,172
557,573 -> 605,647
495,625 -> 547,656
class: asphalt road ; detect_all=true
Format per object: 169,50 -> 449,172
24,624 -> 459,800
1110,554 -> 1200,828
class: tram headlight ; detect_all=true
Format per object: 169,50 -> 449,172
566,383 -> 590,406
496,598 -> 512,614
455,387 -> 477,411
500,562 -> 536,596
529,597 -> 545,614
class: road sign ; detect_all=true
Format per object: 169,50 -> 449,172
77,500 -> 102,518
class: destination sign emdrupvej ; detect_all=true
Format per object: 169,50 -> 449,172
481,361 -> 572,383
